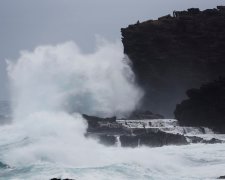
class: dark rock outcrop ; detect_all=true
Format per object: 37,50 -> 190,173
186,136 -> 223,144
218,176 -> 225,179
121,6 -> 225,116
82,114 -> 116,128
120,131 -> 188,147
83,114 -> 188,147
122,110 -> 164,120
174,77 -> 225,133
82,114 -> 123,134
83,113 -> 224,147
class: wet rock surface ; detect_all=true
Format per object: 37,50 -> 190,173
186,136 -> 223,144
120,131 -> 188,147
83,112 -> 223,147
83,113 -> 188,147
121,110 -> 164,120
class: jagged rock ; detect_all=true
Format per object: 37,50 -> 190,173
186,136 -> 204,143
83,113 -> 223,147
122,110 -> 164,120
82,114 -> 121,133
186,136 -> 223,144
202,138 -> 223,144
120,131 -> 188,147
174,77 -> 225,133
217,176 -> 225,179
82,114 -> 116,123
121,6 -> 225,116
84,113 -> 189,147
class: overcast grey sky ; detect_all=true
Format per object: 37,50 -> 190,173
0,0 -> 225,100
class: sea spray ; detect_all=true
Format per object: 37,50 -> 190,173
7,40 -> 143,119
1,40 -> 225,179
2,39 -> 144,167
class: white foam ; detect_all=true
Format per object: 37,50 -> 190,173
7,40 -> 143,118
2,40 -> 144,167
1,40 -> 225,179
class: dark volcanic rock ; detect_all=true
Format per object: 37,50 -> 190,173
202,138 -> 223,144
120,131 -> 188,147
218,176 -> 225,179
82,114 -> 116,128
123,110 -> 164,120
174,77 -> 225,133
186,136 -> 223,144
83,114 -> 189,147
82,114 -> 123,134
83,113 -> 223,147
121,6 -> 225,116
186,136 -> 204,143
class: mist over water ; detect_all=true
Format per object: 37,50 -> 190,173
0,40 -> 225,179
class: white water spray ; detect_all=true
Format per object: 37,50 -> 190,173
7,40 -> 143,119
1,40 -> 225,180
3,39 -> 144,167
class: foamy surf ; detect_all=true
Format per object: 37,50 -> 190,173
0,40 -> 224,180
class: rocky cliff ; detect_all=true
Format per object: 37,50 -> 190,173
174,77 -> 225,133
121,6 -> 225,117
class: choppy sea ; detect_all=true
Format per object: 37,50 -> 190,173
0,101 -> 225,180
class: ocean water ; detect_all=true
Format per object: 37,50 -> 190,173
1,40 -> 225,180
0,102 -> 225,180
0,134 -> 225,180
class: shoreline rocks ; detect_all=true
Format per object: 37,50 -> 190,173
83,113 -> 224,147
174,77 -> 225,133
218,176 -> 225,179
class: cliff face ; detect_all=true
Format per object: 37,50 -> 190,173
174,77 -> 225,133
121,7 -> 225,117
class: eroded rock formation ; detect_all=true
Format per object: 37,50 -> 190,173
83,114 -> 223,147
121,6 -> 225,116
174,77 -> 225,133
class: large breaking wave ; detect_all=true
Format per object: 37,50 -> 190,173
1,40 -> 145,168
7,40 -> 143,118
0,40 -> 225,180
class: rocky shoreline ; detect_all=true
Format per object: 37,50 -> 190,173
121,6 -> 225,116
111,6 -> 225,147
83,112 -> 224,148
175,77 -> 225,133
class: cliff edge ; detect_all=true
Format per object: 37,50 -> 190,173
121,6 -> 225,117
